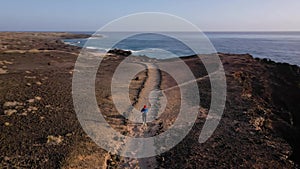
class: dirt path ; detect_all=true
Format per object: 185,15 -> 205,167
134,63 -> 161,121
117,61 -> 162,169
115,58 -> 219,169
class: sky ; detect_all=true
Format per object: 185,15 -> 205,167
0,0 -> 300,32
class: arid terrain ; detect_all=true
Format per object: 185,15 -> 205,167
0,32 -> 299,168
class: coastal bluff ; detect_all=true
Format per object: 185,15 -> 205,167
0,32 -> 299,168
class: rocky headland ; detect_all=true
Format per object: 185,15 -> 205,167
0,32 -> 299,168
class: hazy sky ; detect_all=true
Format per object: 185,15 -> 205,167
1,0 -> 300,31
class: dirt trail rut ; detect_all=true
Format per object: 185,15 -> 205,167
117,61 -> 163,169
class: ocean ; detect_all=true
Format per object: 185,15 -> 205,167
64,32 -> 300,66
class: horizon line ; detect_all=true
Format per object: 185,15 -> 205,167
1,30 -> 300,33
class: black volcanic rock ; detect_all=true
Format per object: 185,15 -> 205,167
156,53 -> 300,168
0,32 -> 299,168
107,48 -> 132,56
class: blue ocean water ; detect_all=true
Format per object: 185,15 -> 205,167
64,32 -> 300,66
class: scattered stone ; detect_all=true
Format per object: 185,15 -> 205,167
45,105 -> 51,108
0,68 -> 7,74
251,117 -> 265,131
113,136 -> 119,141
25,71 -> 31,74
26,83 -> 31,87
24,76 -> 36,79
264,119 -> 273,129
4,156 -> 10,161
66,133 -> 72,137
47,135 -> 63,145
3,60 -> 13,65
27,106 -> 38,112
106,96 -> 112,101
21,112 -> 28,116
107,159 -> 113,166
2,65 -> 7,69
32,107 -> 38,111
3,101 -> 23,107
41,77 -> 48,80
4,122 -> 10,126
27,99 -> 35,103
4,109 -> 17,116
243,93 -> 252,98
35,96 -> 42,101
36,81 -> 42,85
40,116 -> 45,120
15,105 -> 24,109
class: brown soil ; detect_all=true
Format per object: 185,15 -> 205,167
0,32 -> 299,169
156,54 -> 300,168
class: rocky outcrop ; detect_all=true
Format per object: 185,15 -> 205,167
0,32 -> 299,168
156,53 -> 300,168
107,48 -> 132,56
